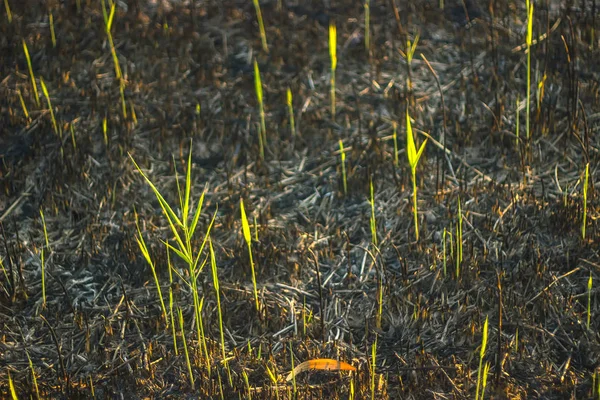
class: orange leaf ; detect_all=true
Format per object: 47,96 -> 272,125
286,358 -> 356,382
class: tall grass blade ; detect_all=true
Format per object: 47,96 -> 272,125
339,140 -> 347,195
406,110 -> 427,241
241,199 -> 260,312
582,162 -> 589,239
22,40 -> 39,107
329,22 -> 337,119
209,238 -> 231,385
135,217 -> 168,326
40,77 -> 59,136
254,59 -> 266,160
475,316 -> 489,400
587,272 -> 593,329
252,0 -> 268,53
8,370 -> 18,400
286,87 -> 296,137
178,307 -> 195,389
4,0 -> 12,23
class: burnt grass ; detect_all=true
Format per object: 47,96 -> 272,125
1,0 -> 600,398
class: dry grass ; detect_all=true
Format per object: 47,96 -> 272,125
1,0 -> 600,398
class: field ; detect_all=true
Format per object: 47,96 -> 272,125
1,0 -> 600,398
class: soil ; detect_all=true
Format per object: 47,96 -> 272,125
1,0 -> 600,398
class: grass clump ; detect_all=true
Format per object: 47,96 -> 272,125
130,144 -> 217,379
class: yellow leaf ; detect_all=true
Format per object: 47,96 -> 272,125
286,358 -> 356,382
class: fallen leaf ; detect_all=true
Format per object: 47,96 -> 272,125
286,358 -> 356,382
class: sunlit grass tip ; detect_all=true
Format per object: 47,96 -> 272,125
406,109 -> 428,241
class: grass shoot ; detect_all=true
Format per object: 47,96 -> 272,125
265,362 -> 280,400
475,315 -> 489,400
166,248 -> 178,355
209,238 -> 232,385
178,307 -> 195,389
49,12 -> 56,48
587,272 -> 593,330
582,162 -> 589,239
25,350 -> 40,399
240,198 -> 260,313
406,109 -> 428,241
69,123 -> 77,150
3,0 -> 11,23
400,33 -> 420,93
40,248 -> 45,309
481,361 -> 491,399
442,227 -> 448,277
370,177 -> 377,245
8,370 -> 18,400
22,40 -> 39,107
102,117 -> 108,146
456,197 -> 463,278
39,77 -> 59,137
392,121 -> 398,166
104,1 -> 122,80
370,334 -> 377,399
252,0 -> 268,53
515,94 -> 520,148
135,213 -> 168,326
526,0 -> 534,141
17,89 -> 29,120
102,0 -> 127,119
329,21 -> 337,120
286,87 -> 296,137
39,208 -> 49,308
339,139 -> 347,195
254,59 -> 266,160
364,0 -> 370,52
289,342 -> 297,394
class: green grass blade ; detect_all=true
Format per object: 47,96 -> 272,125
192,209 -> 217,275
106,1 -> 115,32
254,60 -> 263,106
415,139 -> 428,166
188,189 -> 206,241
240,199 -> 252,244
129,154 -> 183,228
406,110 -> 416,167
22,40 -> 39,107
40,77 -> 59,136
4,0 -> 12,23
183,145 -> 193,227
329,22 -> 337,72
162,240 -> 191,265
8,370 -> 18,400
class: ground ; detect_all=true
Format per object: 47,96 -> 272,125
1,0 -> 600,398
